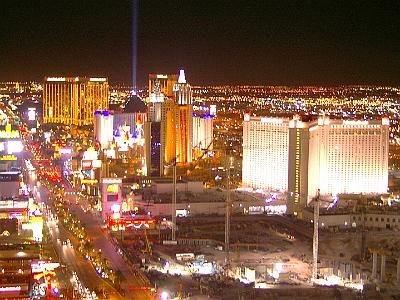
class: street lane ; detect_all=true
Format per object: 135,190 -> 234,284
64,184 -> 154,300
27,172 -> 122,299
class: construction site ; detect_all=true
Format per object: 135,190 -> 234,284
105,189 -> 400,299
98,140 -> 400,299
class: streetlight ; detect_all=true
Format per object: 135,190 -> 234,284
172,158 -> 177,241
225,152 -> 233,272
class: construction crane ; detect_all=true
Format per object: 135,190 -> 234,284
141,226 -> 152,256
312,189 -> 320,280
165,156 -> 179,241
352,195 -> 369,262
311,190 -> 340,280
189,139 -> 233,274
186,138 -> 214,177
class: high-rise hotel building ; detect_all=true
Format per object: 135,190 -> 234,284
148,73 -> 178,102
145,70 -> 193,176
242,114 -> 389,217
173,70 -> 193,164
43,77 -> 109,126
242,115 -> 290,191
287,116 -> 309,217
192,114 -> 214,159
308,115 -> 389,200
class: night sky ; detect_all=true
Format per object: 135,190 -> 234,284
1,0 -> 400,86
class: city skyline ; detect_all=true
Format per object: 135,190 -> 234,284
0,0 -> 399,85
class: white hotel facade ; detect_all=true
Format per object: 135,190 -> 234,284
308,115 -> 389,200
242,114 -> 389,215
242,115 -> 290,191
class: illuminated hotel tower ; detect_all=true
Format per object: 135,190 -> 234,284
287,116 -> 309,217
243,114 -> 389,217
145,74 -> 175,176
145,70 -> 193,176
192,114 -> 214,159
173,70 -> 193,164
43,77 -> 109,126
307,116 -> 389,202
148,73 -> 178,102
242,115 -> 290,191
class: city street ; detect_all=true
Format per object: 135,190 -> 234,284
27,172 -> 122,299
63,182 -> 154,300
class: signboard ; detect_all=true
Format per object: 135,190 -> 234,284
176,253 -> 195,261
0,155 -> 17,161
0,286 -> 22,292
81,170 -> 91,179
92,159 -> 102,168
0,172 -> 20,181
28,108 -> 36,121
31,261 -> 60,274
0,125 -> 19,139
81,179 -> 98,184
101,178 -> 122,184
7,140 -> 23,154
0,130 -> 19,139
83,149 -> 98,161
59,147 -> 72,155
81,160 -> 92,170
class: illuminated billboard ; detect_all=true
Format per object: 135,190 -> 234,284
0,125 -> 19,138
7,140 -> 23,154
107,216 -> 156,231
101,178 -> 122,220
28,108 -> 36,121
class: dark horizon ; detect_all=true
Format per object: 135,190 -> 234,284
1,0 -> 399,86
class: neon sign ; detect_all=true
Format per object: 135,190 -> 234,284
89,77 -> 107,82
102,178 -> 122,184
0,155 -> 17,161
0,130 -> 19,138
0,286 -> 21,292
46,77 -> 66,82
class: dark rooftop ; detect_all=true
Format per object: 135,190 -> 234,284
124,95 -> 147,113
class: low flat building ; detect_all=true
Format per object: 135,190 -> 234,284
0,171 -> 20,198
151,179 -> 203,194
0,239 -> 40,299
303,207 -> 400,229
137,189 -> 285,217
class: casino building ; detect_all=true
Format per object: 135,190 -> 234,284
242,114 -> 390,217
43,77 -> 109,126
308,116 -> 389,199
242,115 -> 290,191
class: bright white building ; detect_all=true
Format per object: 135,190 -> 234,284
94,110 -> 114,149
308,116 -> 389,202
192,114 -> 213,158
242,115 -> 290,191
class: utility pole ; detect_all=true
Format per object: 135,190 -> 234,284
225,153 -> 232,267
312,189 -> 320,280
172,158 -> 177,241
